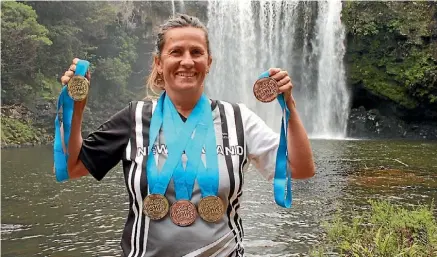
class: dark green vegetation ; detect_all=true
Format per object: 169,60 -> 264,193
1,1 -> 205,146
1,1 -> 436,146
343,1 -> 437,121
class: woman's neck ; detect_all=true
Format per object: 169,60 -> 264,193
166,87 -> 203,118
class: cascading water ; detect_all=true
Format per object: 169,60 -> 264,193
205,0 -> 350,138
171,0 -> 185,16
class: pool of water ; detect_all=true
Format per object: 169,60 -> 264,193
2,139 -> 436,256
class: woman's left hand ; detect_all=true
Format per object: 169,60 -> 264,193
269,68 -> 296,109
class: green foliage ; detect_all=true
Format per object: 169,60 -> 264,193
391,49 -> 437,105
93,57 -> 132,98
1,1 -> 52,104
343,1 -> 436,42
0,1 -> 52,45
343,1 -> 437,112
349,54 -> 418,109
34,73 -> 62,101
342,1 -> 386,36
1,117 -> 46,145
2,2 -> 145,102
311,200 -> 437,257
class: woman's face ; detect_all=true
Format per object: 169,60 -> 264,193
155,27 -> 212,94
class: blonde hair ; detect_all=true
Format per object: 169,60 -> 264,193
146,58 -> 165,97
145,14 -> 210,98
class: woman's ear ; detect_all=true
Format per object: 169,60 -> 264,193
154,55 -> 163,74
207,55 -> 213,72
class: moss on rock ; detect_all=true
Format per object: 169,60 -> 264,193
1,116 -> 49,147
343,1 -> 437,118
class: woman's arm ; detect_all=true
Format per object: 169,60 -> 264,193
58,59 -> 90,179
272,67 -> 315,179
286,103 -> 315,179
245,68 -> 315,180
67,99 -> 90,179
61,59 -> 131,181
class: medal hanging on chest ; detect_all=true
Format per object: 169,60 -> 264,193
195,107 -> 225,223
164,94 -> 226,224
197,195 -> 225,223
143,193 -> 169,220
143,94 -> 201,220
162,94 -> 209,226
143,92 -> 225,226
143,94 -> 169,220
143,92 -> 204,220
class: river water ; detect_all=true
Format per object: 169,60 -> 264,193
2,140 -> 437,256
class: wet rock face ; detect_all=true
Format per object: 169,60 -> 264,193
347,106 -> 437,139
33,100 -> 57,134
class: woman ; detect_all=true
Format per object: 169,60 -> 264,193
63,14 -> 314,257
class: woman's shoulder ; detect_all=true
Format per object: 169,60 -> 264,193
107,99 -> 155,122
210,99 -> 254,115
125,98 -> 156,111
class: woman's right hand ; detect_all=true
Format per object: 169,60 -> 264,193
60,58 -> 91,85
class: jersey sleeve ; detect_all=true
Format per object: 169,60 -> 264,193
79,103 -> 132,181
240,104 -> 279,181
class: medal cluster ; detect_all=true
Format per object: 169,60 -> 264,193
143,93 -> 225,227
143,194 -> 225,226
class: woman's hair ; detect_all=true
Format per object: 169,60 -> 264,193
146,14 -> 210,96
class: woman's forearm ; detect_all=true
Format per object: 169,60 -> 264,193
286,105 -> 315,179
67,101 -> 89,178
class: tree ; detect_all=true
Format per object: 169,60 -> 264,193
1,1 -> 52,104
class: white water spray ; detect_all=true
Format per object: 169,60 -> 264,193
171,0 -> 185,16
205,0 -> 350,138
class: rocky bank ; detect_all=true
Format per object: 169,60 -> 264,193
1,100 -> 122,149
347,106 -> 437,140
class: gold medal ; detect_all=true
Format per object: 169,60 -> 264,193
198,196 -> 225,223
67,75 -> 89,101
170,200 -> 197,227
253,77 -> 278,103
143,194 -> 169,220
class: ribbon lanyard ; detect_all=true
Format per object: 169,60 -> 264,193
259,71 -> 292,208
146,93 -> 206,196
163,94 -> 211,201
164,95 -> 220,199
197,108 -> 220,198
53,86 -> 73,182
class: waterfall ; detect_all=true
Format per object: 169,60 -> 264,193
205,0 -> 350,138
313,1 -> 349,138
171,0 -> 185,16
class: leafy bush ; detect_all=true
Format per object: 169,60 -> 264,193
311,200 -> 437,257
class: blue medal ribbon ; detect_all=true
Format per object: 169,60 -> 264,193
163,94 -> 219,200
162,94 -> 210,201
146,93 -> 209,197
53,60 -> 90,182
259,71 -> 292,208
196,109 -> 220,198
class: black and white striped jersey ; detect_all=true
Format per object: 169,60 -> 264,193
79,99 -> 279,257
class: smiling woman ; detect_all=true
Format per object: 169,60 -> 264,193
152,26 -> 212,117
60,13 -> 315,257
